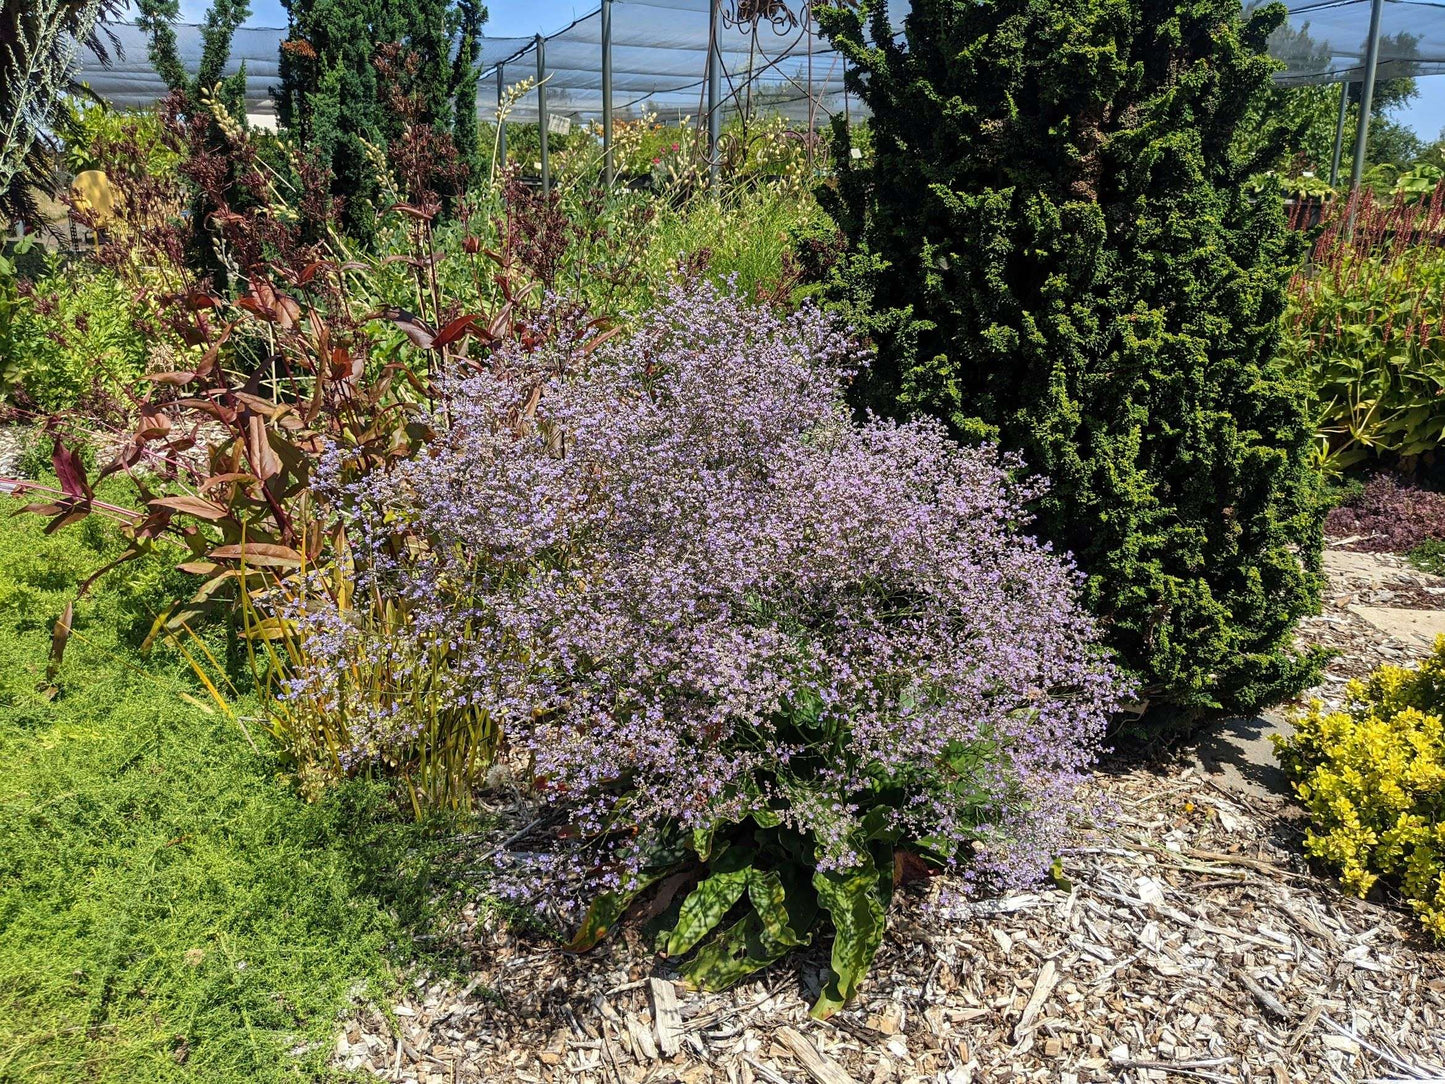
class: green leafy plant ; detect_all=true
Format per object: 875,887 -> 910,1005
276,0 -> 488,238
136,0 -> 250,113
4,259 -> 148,411
815,0 -> 1326,717
1283,185 -> 1445,475
0,233 -> 36,394
58,97 -> 180,177
641,185 -> 832,307
1393,163 -> 1445,201
570,790 -> 918,1017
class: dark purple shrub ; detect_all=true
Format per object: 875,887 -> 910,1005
297,281 -> 1123,1013
1326,474 -> 1445,553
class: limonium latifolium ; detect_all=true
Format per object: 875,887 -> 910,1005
300,281 -> 1123,923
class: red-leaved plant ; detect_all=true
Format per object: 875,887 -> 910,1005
4,71 -> 625,804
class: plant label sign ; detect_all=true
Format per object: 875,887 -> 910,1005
548,114 -> 573,136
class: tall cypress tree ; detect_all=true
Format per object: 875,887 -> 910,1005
451,0 -> 486,172
816,0 -> 1325,718
277,0 -> 485,238
136,0 -> 250,114
278,0 -> 391,238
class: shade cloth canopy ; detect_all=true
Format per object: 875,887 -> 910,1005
1265,1 -> 1445,86
71,1 -> 1445,124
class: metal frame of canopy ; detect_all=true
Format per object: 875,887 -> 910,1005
482,0 -> 857,194
1263,0 -> 1445,220
70,0 -> 1444,202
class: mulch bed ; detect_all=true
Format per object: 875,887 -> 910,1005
325,541 -> 1445,1084
332,762 -> 1444,1084
333,535 -> 1445,1084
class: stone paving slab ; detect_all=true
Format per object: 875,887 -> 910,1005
1349,604 -> 1445,647
1189,709 -> 1293,801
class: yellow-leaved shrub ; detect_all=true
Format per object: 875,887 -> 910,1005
1274,638 -> 1445,939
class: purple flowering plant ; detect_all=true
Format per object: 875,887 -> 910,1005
290,281 -> 1121,1013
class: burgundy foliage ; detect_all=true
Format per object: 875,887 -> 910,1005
1326,474 -> 1445,553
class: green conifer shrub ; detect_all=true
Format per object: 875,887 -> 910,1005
277,0 -> 486,238
815,0 -> 1325,717
136,0 -> 251,115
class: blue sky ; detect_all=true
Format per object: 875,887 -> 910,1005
1397,82 -> 1445,143
167,0 -> 1445,141
171,0 -> 585,37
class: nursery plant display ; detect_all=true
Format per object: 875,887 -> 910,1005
816,0 -> 1326,718
7,89 -> 1119,1005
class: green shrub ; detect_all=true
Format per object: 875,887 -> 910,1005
816,0 -> 1325,717
1275,640 -> 1445,941
6,262 -> 147,412
58,98 -> 182,178
1283,188 -> 1445,475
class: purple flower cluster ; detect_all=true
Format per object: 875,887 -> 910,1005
303,281 -> 1123,894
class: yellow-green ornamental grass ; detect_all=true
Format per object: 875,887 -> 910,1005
1275,639 -> 1445,939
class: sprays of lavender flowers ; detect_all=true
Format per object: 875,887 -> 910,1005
296,281 -> 1122,902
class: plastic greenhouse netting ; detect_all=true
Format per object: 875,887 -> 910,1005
485,0 -> 868,124
1264,1 -> 1445,85
72,21 -> 533,117
70,1 -> 1445,124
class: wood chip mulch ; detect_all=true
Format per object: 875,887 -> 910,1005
1294,543 -> 1445,712
331,761 -> 1445,1084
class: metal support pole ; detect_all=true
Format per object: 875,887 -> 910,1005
805,15 -> 814,172
707,0 -> 720,186
1347,0 -> 1385,233
602,0 -> 613,189
496,63 -> 507,171
537,35 -> 550,197
1328,79 -> 1349,188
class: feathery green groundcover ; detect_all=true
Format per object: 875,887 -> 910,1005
817,0 -> 1326,718
0,500 -> 450,1082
